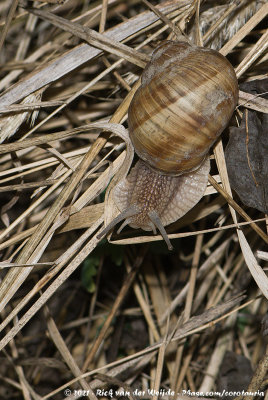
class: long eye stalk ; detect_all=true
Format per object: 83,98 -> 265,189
97,205 -> 173,250
97,204 -> 139,240
148,210 -> 173,250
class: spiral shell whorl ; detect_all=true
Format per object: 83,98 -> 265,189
128,41 -> 238,175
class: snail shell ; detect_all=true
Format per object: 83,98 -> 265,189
128,41 -> 238,175
99,41 -> 238,250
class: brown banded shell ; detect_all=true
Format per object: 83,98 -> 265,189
128,41 -> 239,175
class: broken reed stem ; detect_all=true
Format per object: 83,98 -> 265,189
208,175 -> 268,245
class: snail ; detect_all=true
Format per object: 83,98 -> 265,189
98,41 -> 238,250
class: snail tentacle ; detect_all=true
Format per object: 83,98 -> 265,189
97,204 -> 139,240
148,210 -> 173,250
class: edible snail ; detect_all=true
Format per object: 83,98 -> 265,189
99,41 -> 238,250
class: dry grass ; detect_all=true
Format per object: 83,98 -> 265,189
0,0 -> 267,399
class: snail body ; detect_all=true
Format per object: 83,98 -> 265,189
99,41 -> 238,250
